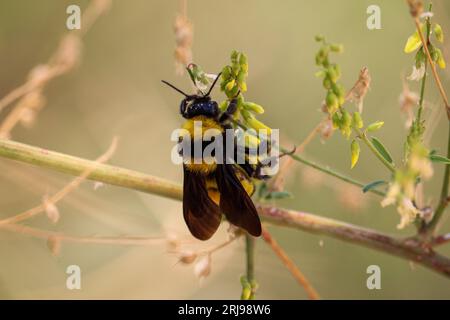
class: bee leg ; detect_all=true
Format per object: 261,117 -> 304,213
218,96 -> 239,123
247,146 -> 296,181
279,145 -> 297,158
245,162 -> 271,180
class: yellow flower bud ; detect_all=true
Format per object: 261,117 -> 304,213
404,30 -> 422,53
434,24 -> 444,43
352,112 -> 364,129
222,66 -> 232,80
245,102 -> 265,114
326,91 -> 338,112
239,53 -> 248,66
225,79 -> 236,91
367,121 -> 384,132
350,140 -> 360,168
436,49 -> 446,69
330,43 -> 344,53
246,116 -> 272,134
237,70 -> 246,83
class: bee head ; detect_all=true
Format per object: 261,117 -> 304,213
162,72 -> 222,119
180,96 -> 219,119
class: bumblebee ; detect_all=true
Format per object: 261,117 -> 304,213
162,74 -> 267,240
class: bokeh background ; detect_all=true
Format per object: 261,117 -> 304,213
0,0 -> 449,299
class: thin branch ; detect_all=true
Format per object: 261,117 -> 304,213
285,150 -> 386,196
198,233 -> 241,255
0,137 -> 118,225
233,119 -> 384,197
269,119 -> 326,192
0,0 -> 111,137
427,132 -> 450,233
0,138 -> 449,277
1,223 -> 166,246
261,227 -> 320,300
259,205 -> 450,277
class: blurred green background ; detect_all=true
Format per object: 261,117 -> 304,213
0,0 -> 449,299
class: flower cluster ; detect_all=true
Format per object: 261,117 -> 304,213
185,51 -> 271,134
314,36 -> 385,169
404,15 -> 445,81
220,51 -> 271,133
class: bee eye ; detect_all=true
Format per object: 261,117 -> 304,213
180,100 -> 187,115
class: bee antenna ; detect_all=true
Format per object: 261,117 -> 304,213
204,72 -> 222,97
161,80 -> 190,97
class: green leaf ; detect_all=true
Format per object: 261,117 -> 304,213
362,180 -> 387,193
264,191 -> 292,200
371,137 -> 394,164
257,182 -> 268,199
430,154 -> 450,164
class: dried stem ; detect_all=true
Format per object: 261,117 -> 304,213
261,227 -> 320,300
0,0 -> 111,137
199,233 -> 241,255
2,223 -> 166,246
412,16 -> 450,118
259,205 -> 450,277
0,138 -> 448,277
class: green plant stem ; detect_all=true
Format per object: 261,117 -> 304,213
0,138 -> 449,277
245,235 -> 256,299
417,63 -> 428,122
282,149 -> 386,197
236,119 -> 385,196
416,15 -> 430,123
427,127 -> 450,233
355,129 -> 396,173
411,5 -> 450,235
0,138 -> 182,201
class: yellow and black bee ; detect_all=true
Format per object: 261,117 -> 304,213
162,74 -> 267,240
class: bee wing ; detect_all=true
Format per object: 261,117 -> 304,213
215,164 -> 262,237
183,165 -> 222,240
